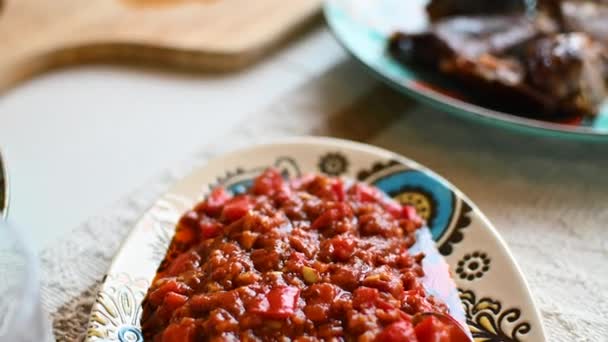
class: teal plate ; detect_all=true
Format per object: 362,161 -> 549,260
324,0 -> 608,141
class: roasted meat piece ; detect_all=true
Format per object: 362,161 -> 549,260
389,14 -> 550,63
389,9 -> 607,117
525,33 -> 607,116
388,15 -> 552,117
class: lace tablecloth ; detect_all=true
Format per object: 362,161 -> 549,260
42,59 -> 608,341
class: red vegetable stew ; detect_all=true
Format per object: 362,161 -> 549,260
141,168 -> 469,341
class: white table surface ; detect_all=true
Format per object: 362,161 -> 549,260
0,28 -> 345,251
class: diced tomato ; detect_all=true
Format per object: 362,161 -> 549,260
175,212 -> 202,247
352,287 -> 379,309
383,199 -> 404,219
331,180 -> 346,202
311,203 -> 353,230
251,168 -> 285,196
414,316 -> 447,342
290,173 -> 316,189
311,211 -> 333,230
402,205 -> 424,226
199,219 -> 222,239
240,230 -> 259,250
284,252 -> 310,273
330,236 -> 355,261
198,187 -> 231,217
163,292 -> 188,311
222,196 -> 252,222
289,251 -> 307,264
164,251 -> 200,277
414,316 -> 471,342
161,318 -> 196,342
178,210 -> 200,230
250,286 -> 300,319
375,320 -> 418,342
376,299 -> 397,311
148,280 -> 191,306
352,183 -> 381,202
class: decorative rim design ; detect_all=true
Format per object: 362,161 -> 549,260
456,252 -> 491,281
459,289 -> 532,341
88,274 -> 148,342
324,0 -> 608,140
86,137 -> 546,341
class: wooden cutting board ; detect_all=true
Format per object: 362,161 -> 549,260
0,0 -> 323,92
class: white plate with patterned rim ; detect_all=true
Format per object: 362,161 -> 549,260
86,137 -> 546,342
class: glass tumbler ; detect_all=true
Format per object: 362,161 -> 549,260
0,219 -> 55,342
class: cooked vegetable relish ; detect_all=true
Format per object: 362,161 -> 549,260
141,169 -> 467,341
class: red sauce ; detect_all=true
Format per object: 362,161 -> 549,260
141,169 -> 467,341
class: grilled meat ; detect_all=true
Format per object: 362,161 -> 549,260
389,1 -> 608,118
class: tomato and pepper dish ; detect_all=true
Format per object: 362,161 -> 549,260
141,168 -> 469,341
